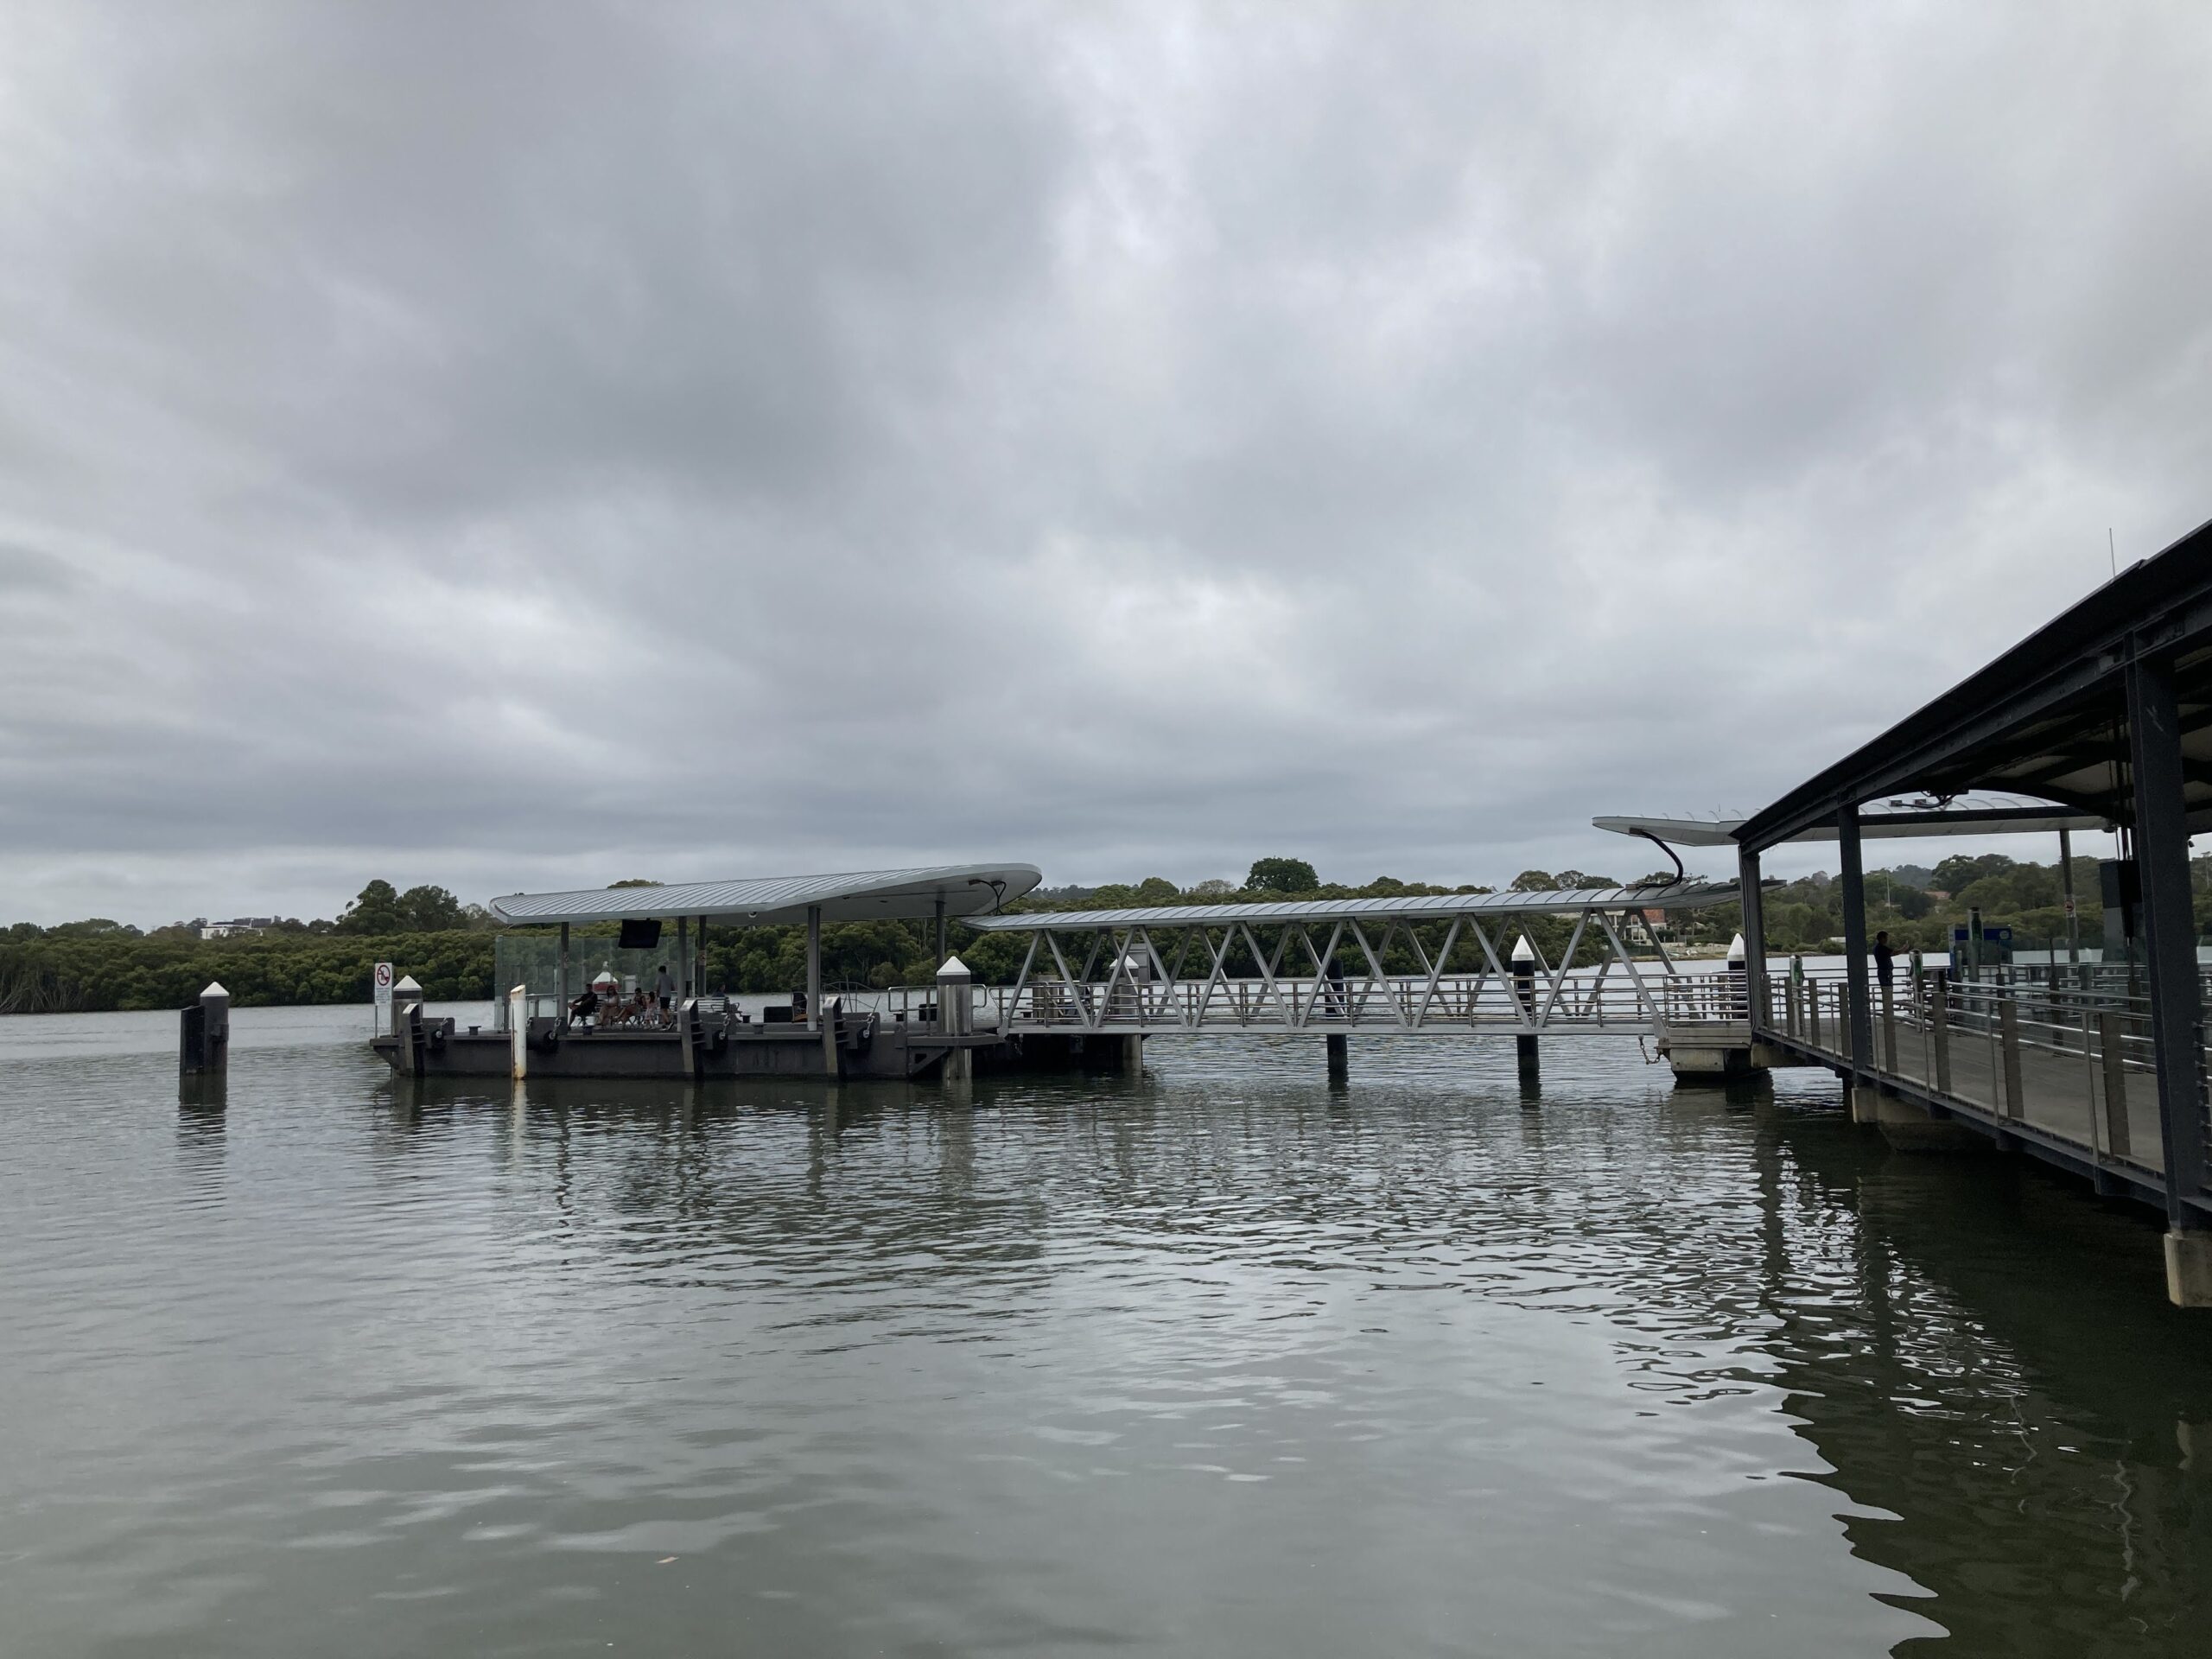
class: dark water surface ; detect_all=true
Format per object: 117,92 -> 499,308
3,1007 -> 2209,1656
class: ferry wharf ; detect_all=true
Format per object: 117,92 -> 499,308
1689,517 -> 2212,1305
372,866 -> 1758,1086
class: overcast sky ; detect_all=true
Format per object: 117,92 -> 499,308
3,3 -> 2208,925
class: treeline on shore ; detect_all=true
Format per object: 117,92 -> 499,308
1758,850 -> 2212,955
11,853 -> 2210,1014
0,858 -> 1630,1014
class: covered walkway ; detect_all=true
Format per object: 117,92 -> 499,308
960,881 -> 1742,1037
1726,518 -> 2212,1300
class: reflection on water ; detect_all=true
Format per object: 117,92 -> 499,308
1,1012 -> 2209,1656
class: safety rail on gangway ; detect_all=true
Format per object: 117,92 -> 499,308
944,880 -> 1747,1038
1759,962 -> 2212,1215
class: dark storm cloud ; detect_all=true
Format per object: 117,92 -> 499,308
1,2 -> 2207,924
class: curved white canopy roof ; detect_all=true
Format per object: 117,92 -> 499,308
966,880 -> 1738,932
489,863 -> 1041,928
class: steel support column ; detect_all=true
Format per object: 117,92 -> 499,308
2125,650 -> 2207,1226
1838,802 -> 1873,1079
806,905 -> 823,1033
1738,845 -> 1768,1032
557,922 -> 569,1026
2059,829 -> 2081,969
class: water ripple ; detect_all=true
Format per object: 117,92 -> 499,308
2,1010 -> 2209,1654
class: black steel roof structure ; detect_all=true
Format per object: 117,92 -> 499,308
1595,802 -> 2107,849
1736,516 -> 2212,854
1726,512 -> 2212,1268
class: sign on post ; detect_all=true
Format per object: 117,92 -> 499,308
373,962 -> 394,1033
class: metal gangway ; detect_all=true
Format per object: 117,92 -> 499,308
950,882 -> 1749,1038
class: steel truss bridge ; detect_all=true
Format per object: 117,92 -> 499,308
956,882 -> 1746,1037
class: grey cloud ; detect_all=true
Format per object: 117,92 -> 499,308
0,2 -> 2205,925
0,544 -> 73,594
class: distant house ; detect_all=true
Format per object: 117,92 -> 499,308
199,917 -> 276,940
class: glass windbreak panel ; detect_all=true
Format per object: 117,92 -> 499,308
493,934 -> 687,1001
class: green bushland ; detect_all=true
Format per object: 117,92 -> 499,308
1753,851 -> 2212,957
0,931 -> 497,1014
11,854 -> 2206,1014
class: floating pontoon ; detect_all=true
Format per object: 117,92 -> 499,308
373,862 -> 1041,1081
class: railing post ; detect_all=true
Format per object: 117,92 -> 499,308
1932,983 -> 1951,1096
1999,996 -> 2024,1121
1808,975 -> 1821,1048
2098,1011 -> 2133,1160
2096,1008 -> 2132,1159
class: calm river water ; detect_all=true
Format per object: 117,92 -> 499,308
3,1005 -> 2210,1656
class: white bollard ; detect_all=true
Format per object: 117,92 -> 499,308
938,954 -> 974,1084
392,975 -> 423,1038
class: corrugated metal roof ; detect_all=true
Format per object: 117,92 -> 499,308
966,880 -> 1738,931
488,863 -> 1042,927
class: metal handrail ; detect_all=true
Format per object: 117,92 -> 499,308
1760,963 -> 2210,1184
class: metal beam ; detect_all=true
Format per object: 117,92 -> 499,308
1042,929 -> 1094,1031
1536,911 -> 1590,1027
1592,909 -> 1658,1024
